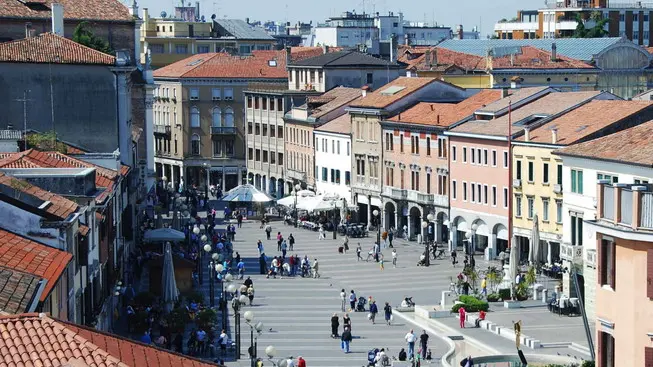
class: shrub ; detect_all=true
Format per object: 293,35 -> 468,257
165,306 -> 190,331
581,361 -> 595,367
183,290 -> 205,305
451,295 -> 489,313
196,308 -> 217,329
486,293 -> 500,302
498,288 -> 511,300
132,291 -> 156,308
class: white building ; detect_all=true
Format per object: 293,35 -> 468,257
314,114 -> 353,202
314,12 -> 379,54
553,124 -> 653,321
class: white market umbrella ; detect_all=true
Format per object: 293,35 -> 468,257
510,234 -> 519,299
161,242 -> 180,313
531,213 -> 540,265
144,228 -> 186,243
277,195 -> 297,208
221,184 -> 274,203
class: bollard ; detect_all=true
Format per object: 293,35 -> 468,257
541,288 -> 548,303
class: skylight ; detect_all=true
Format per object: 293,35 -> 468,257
268,60 -> 278,67
187,59 -> 204,66
380,86 -> 406,96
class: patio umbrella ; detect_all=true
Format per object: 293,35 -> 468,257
221,184 -> 274,203
531,213 -> 540,265
144,228 -> 186,243
161,242 -> 179,313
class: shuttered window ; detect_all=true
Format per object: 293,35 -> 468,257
645,346 -> 653,367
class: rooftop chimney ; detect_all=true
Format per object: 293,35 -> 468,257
322,44 -> 329,54
436,114 -> 440,125
25,22 -> 34,38
285,46 -> 291,66
424,49 -> 431,68
551,128 -> 558,144
51,3 -> 64,36
361,85 -> 369,97
129,0 -> 139,18
404,33 -> 409,46
457,24 -> 463,39
195,1 -> 200,21
432,48 -> 438,66
501,88 -> 509,98
524,127 -> 530,142
551,42 -> 557,61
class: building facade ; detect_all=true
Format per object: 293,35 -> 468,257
313,115 -> 353,202
152,51 -> 291,191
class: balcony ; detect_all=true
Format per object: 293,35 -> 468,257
494,21 -> 538,32
598,182 -> 653,230
585,249 -> 597,269
553,184 -> 562,194
153,124 -> 171,135
560,243 -> 583,264
407,190 -> 434,205
433,194 -> 448,208
286,169 -> 306,181
513,179 -> 521,189
382,187 -> 407,200
211,126 -> 236,135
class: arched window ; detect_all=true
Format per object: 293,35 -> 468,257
212,107 -> 222,127
191,134 -> 200,155
190,107 -> 200,127
224,107 -> 234,127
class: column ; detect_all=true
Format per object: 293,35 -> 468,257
450,227 -> 457,252
144,70 -> 155,190
367,195 -> 372,228
222,170 -> 226,190
488,234 -> 497,261
394,206 -> 400,231
114,70 -> 133,167
407,213 -> 412,240
169,166 -> 175,189
547,241 -> 553,265
237,166 -> 243,186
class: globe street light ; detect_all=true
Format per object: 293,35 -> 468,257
243,312 -> 265,367
372,209 -> 381,247
421,221 -> 430,267
427,213 -> 435,243
193,225 -> 200,235
293,184 -> 301,228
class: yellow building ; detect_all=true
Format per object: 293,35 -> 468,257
511,99 -> 653,273
139,8 -> 276,69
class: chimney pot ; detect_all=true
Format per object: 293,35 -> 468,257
551,42 -> 557,61
501,88 -> 509,98
437,114 -> 440,124
524,127 -> 530,142
424,49 -> 431,68
432,48 -> 438,65
361,85 -> 369,97
25,22 -> 32,38
551,128 -> 558,144
51,3 -> 64,36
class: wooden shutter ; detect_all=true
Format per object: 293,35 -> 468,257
610,242 -> 616,290
645,347 -> 653,367
648,249 -> 653,299
597,332 -> 604,367
598,238 -> 604,286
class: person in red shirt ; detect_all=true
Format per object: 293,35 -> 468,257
297,356 -> 306,367
475,310 -> 486,328
458,306 -> 466,328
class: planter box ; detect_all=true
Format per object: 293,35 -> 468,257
415,305 -> 453,319
504,300 -> 521,309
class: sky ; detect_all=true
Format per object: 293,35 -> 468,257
134,0 -> 543,38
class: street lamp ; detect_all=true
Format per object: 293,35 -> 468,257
293,184 -> 301,228
231,291 -> 250,361
202,162 -> 210,203
244,311 -> 265,367
373,209 -> 380,246
421,221 -> 430,267
331,198 -> 338,240
427,213 -> 435,243
265,345 -> 282,367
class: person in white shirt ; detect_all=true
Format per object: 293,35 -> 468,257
340,289 -> 346,311
286,356 -> 296,367
404,329 -> 416,360
392,249 -> 397,268
312,258 -> 320,278
219,329 -> 228,356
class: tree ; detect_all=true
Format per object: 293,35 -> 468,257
25,131 -> 67,153
573,13 -> 609,38
72,21 -> 113,55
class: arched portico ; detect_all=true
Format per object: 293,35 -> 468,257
408,205 -> 422,241
384,201 -> 396,230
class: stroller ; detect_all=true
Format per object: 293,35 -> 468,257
367,348 -> 379,366
356,297 -> 367,312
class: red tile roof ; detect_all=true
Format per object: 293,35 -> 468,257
489,46 -> 593,70
518,100 -> 653,144
0,229 -> 72,302
349,77 -> 442,109
314,113 -> 351,134
0,172 -> 79,219
554,119 -> 653,167
0,33 -> 115,65
0,313 -> 218,367
304,87 -> 362,119
0,0 -> 134,21
388,89 -> 505,127
403,47 -> 486,72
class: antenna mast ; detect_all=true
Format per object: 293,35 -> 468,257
14,90 -> 32,150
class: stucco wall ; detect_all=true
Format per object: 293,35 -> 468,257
0,63 -> 119,153
314,131 -> 352,201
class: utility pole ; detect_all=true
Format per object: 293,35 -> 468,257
15,90 -> 32,149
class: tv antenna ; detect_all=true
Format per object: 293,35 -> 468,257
14,90 -> 32,148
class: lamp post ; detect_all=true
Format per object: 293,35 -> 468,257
265,345 -> 279,366
223,274 -> 234,331
231,293 -> 250,360
373,209 -> 380,246
421,220 -> 430,267
202,162 -> 210,202
244,311 -> 264,367
293,184 -> 301,227
193,225 -> 202,284
331,199 -> 338,240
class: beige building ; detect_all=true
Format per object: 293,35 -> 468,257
347,77 -> 469,227
152,50 -> 289,191
283,87 -> 362,191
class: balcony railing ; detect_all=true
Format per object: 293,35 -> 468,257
407,190 -> 434,205
382,187 -> 407,200
599,182 -> 653,230
286,169 -> 306,181
513,179 -> 521,188
433,194 -> 448,208
643,192 -> 653,229
153,124 -> 171,135
585,249 -> 597,269
560,243 -> 583,264
211,126 -> 236,135
553,184 -> 563,194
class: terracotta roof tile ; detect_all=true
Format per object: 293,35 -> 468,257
0,33 -> 115,65
388,89 -> 505,127
302,87 -> 362,119
450,91 -> 603,137
314,113 -> 351,134
0,0 -> 133,21
403,47 -> 486,72
476,86 -> 551,113
0,230 -> 72,303
518,100 -> 653,144
554,119 -> 653,167
0,172 -> 78,219
349,77 -> 441,109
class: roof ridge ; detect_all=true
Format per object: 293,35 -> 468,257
179,53 -> 225,78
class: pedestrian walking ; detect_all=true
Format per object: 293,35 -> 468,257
342,313 -> 351,333
318,225 -> 325,240
340,289 -> 346,312
392,249 -> 397,268
348,290 -> 356,312
312,258 -> 320,278
356,243 -> 362,261
286,356 -> 296,367
288,233 -> 295,251
341,326 -> 352,353
281,240 -> 288,259
381,230 -> 388,248
277,232 -> 283,251
297,356 -> 306,367
404,329 -> 416,360
458,306 -> 466,328
374,242 -> 380,262
259,253 -> 267,275
343,235 -> 349,253
369,301 -> 378,324
265,225 -> 272,240
383,302 -> 392,325
451,248 -> 458,267
481,276 -> 487,298
419,330 -> 429,360
247,285 -> 255,305
388,230 -> 394,248
379,254 -> 385,271
257,240 -> 264,255
236,259 -> 245,279
331,313 -> 340,338
219,329 -> 228,356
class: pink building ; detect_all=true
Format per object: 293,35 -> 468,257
379,89 -> 505,241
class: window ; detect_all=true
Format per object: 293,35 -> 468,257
438,138 -> 447,158
571,213 -> 584,246
190,88 -> 199,100
556,200 -> 562,223
278,152 -> 283,165
337,141 -> 341,154
278,126 -> 283,138
262,150 -> 268,163
212,88 -> 221,100
599,332 -> 615,367
224,107 -> 234,127
426,173 -> 432,194
542,199 -> 549,221
175,44 -> 188,54
270,126 -> 276,138
335,170 -> 341,184
528,161 -> 534,182
462,182 -> 467,201
224,88 -> 234,100
543,163 -> 549,184
571,169 -> 583,194
471,148 -> 476,164
347,142 -> 350,156
197,45 -> 210,53
190,107 -> 200,127
212,107 -> 222,127
385,132 -> 394,151
634,13 -> 639,21
315,138 -> 318,151
492,186 -> 497,206
191,134 -> 200,155
463,147 -> 467,163
411,136 -> 420,154
527,197 -> 534,219
411,171 -> 420,191
270,151 -> 276,164
332,140 -> 335,154
330,169 -> 336,183
503,187 -> 508,208
557,164 -> 563,185
600,238 -> 616,290
516,160 -> 522,180
248,148 -> 253,160
149,44 -> 164,54
597,173 -> 619,184
366,73 -> 373,84
516,196 -> 522,217
438,175 -> 447,196
400,135 -> 404,153
483,149 -> 488,165
477,149 -> 481,164
491,150 -> 497,167
471,183 -> 476,203
635,178 -> 650,184
262,98 -> 268,110
426,137 -> 431,156
452,146 -> 457,162
503,151 -> 509,168
452,180 -> 457,200
345,171 -> 351,185
262,124 -> 268,137
483,185 -> 488,205
269,98 -> 275,111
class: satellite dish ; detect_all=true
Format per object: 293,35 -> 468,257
160,10 -> 167,18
